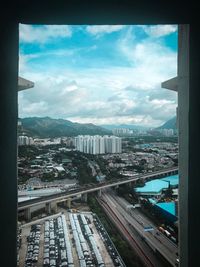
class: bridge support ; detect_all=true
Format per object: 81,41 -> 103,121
45,203 -> 51,215
98,189 -> 102,197
128,182 -> 132,188
66,198 -> 71,209
82,193 -> 88,202
51,201 -> 57,213
24,208 -> 31,221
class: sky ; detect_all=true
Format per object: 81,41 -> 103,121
19,24 -> 178,127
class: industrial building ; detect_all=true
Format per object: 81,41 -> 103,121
135,175 -> 179,197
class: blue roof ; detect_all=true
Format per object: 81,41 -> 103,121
135,179 -> 167,193
161,174 -> 178,186
156,202 -> 176,216
135,174 -> 179,194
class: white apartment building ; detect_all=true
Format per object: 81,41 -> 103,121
159,128 -> 175,137
18,135 -> 34,146
112,128 -> 133,136
75,135 -> 122,154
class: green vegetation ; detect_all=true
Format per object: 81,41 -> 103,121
116,184 -> 141,205
66,152 -> 97,185
19,117 -> 111,138
123,136 -> 178,144
88,196 -> 145,267
93,156 -> 108,174
157,116 -> 176,130
18,145 -> 42,159
41,172 -> 55,182
18,147 -> 97,185
140,199 -> 164,226
164,187 -> 173,198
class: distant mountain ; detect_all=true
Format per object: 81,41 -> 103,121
19,117 -> 112,138
157,116 -> 177,130
100,124 -> 150,131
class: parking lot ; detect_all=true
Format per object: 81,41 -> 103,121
18,211 -> 124,267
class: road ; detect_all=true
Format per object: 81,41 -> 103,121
18,167 -> 178,210
99,190 -> 178,267
97,196 -> 155,267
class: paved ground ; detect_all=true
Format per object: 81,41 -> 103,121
90,216 -> 114,266
18,206 -> 115,267
19,224 -> 31,267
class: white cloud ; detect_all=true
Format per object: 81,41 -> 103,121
19,25 -> 178,127
86,25 -> 125,36
18,74 -> 89,118
23,101 -> 49,114
18,62 -> 177,127
141,25 -> 177,38
19,24 -> 72,43
118,34 -> 177,89
67,115 -> 164,127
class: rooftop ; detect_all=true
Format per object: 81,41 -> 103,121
156,201 -> 176,216
135,174 -> 179,194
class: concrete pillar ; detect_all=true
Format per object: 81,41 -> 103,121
46,203 -> 51,215
98,189 -> 102,197
67,198 -> 71,209
51,201 -> 57,213
24,208 -> 31,221
128,182 -> 132,188
82,193 -> 88,202
178,24 -> 189,267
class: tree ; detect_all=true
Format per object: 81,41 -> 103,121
164,187 -> 173,198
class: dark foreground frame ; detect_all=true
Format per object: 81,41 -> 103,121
0,1 -> 198,267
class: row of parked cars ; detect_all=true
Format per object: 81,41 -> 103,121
43,216 -> 74,267
24,224 -> 41,267
70,213 -> 96,267
93,214 -> 125,267
17,227 -> 22,266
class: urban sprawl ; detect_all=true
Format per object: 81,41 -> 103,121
17,129 -> 179,267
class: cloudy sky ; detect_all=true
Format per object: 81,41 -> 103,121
19,24 -> 177,127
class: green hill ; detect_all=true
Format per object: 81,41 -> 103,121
19,117 -> 111,138
157,116 -> 177,130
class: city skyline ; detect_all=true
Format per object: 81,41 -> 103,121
19,24 -> 178,127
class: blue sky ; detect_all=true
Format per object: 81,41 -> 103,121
19,24 -> 177,127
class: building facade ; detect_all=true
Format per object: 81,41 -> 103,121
18,135 -> 34,146
75,135 -> 122,154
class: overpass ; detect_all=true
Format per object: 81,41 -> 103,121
18,167 -> 178,219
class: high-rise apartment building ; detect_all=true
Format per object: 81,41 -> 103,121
18,135 -> 34,146
75,135 -> 122,154
112,128 -> 133,136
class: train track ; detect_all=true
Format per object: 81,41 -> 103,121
97,197 -> 155,267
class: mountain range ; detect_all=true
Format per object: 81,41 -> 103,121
19,117 -> 111,138
156,116 -> 177,130
18,116 -> 177,138
100,124 -> 149,130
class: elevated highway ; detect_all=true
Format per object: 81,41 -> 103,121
18,167 -> 178,211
